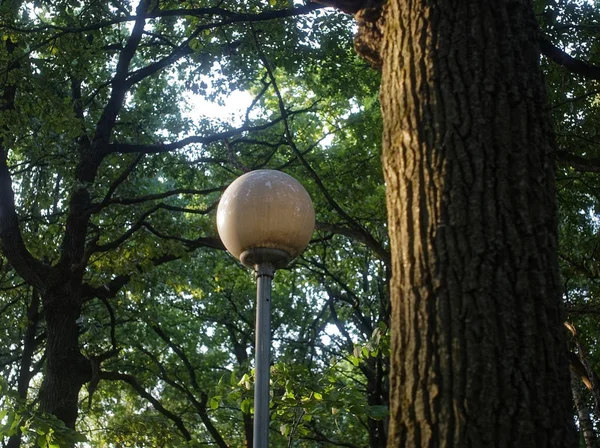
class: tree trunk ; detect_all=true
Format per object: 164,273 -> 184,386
6,290 -> 40,448
365,354 -> 388,447
377,0 -> 576,446
39,288 -> 89,430
572,372 -> 597,448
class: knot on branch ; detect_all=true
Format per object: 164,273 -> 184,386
354,0 -> 386,70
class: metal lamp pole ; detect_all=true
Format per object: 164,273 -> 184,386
253,262 -> 274,447
241,248 -> 290,448
216,170 -> 315,448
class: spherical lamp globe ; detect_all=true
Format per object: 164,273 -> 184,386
216,170 -> 315,269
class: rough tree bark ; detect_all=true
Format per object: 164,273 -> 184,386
38,286 -> 91,428
366,0 -> 577,446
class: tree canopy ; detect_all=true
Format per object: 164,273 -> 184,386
0,0 -> 600,446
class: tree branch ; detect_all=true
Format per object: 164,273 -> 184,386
90,205 -> 162,253
137,346 -> 229,448
565,322 -> 600,417
557,150 -> 600,173
56,1 -> 152,276
97,295 -> 118,352
92,0 -> 150,149
251,28 -> 389,267
82,236 -> 225,304
98,186 -> 224,207
151,324 -> 200,391
316,222 -> 390,264
1,3 -> 326,35
99,370 -> 193,442
326,292 -> 355,353
140,222 -> 225,250
540,37 -> 600,81
102,112 -> 305,155
0,39 -> 50,291
81,275 -> 131,301
550,89 -> 600,110
150,202 -> 218,215
303,425 -> 362,448
0,2 -> 328,86
98,154 -> 145,208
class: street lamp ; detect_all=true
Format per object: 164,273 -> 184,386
216,169 -> 315,448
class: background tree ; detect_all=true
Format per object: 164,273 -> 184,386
542,1 -> 600,446
1,1 -> 390,446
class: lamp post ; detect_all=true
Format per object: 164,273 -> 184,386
216,169 -> 315,448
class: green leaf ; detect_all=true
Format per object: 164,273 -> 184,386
367,405 -> 389,420
241,399 -> 251,414
361,346 -> 369,358
239,374 -> 251,390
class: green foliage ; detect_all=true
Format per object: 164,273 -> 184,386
1,0 -> 599,446
0,394 -> 87,448
536,0 -> 600,440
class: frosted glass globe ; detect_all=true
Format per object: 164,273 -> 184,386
217,170 -> 315,267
